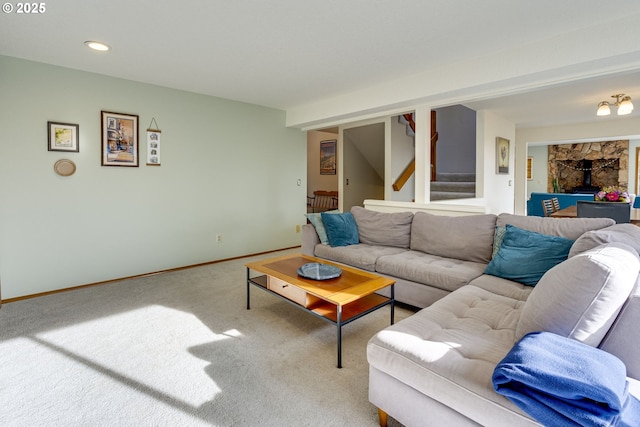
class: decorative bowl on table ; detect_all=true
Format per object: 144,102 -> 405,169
297,263 -> 342,280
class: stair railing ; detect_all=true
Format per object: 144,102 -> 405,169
392,111 -> 438,191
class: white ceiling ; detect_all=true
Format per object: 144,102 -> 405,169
2,0 -> 640,128
463,71 -> 640,129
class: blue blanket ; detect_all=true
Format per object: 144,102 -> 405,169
492,332 -> 640,427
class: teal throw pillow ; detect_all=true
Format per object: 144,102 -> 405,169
305,210 -> 339,245
484,224 -> 574,286
321,211 -> 359,247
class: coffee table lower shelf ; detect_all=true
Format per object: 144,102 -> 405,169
246,273 -> 394,368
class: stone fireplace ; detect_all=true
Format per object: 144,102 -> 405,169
548,140 -> 629,193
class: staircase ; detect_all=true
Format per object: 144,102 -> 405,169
430,172 -> 476,201
398,114 -> 415,137
395,113 -> 475,201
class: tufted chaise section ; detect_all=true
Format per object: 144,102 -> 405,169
375,250 -> 487,293
367,276 -> 537,426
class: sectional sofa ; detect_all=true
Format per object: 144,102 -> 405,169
302,207 -> 640,426
302,207 -> 614,309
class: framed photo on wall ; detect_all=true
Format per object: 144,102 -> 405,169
527,156 -> 533,180
101,111 -> 139,167
48,122 -> 79,152
146,130 -> 161,165
496,137 -> 510,174
320,139 -> 336,175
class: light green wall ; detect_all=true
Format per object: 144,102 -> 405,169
526,145 -> 549,195
0,56 -> 306,299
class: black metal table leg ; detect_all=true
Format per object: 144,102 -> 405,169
390,283 -> 395,325
337,305 -> 343,369
246,267 -> 251,310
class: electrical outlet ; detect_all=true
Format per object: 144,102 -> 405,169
216,234 -> 222,242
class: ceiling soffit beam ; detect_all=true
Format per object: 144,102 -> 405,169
288,13 -> 640,129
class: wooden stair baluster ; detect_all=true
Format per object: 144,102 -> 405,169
430,110 -> 438,182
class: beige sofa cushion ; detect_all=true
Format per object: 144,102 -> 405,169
516,242 -> 640,347
376,251 -> 487,293
599,277 -> 640,379
569,223 -> 640,257
496,213 -> 614,239
313,243 -> 406,272
367,283 -> 535,426
410,212 -> 497,263
351,206 -> 413,248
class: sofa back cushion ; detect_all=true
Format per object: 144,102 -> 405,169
598,277 -> 640,380
516,242 -> 640,347
351,206 -> 413,248
497,213 -> 614,239
569,223 -> 640,257
410,212 -> 497,263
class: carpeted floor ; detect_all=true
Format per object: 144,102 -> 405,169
0,249 -> 412,426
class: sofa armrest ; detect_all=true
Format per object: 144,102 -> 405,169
301,224 -> 319,256
599,277 -> 640,380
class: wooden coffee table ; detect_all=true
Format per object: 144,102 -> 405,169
245,254 -> 395,368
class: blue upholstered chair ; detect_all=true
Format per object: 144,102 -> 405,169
576,201 -> 630,224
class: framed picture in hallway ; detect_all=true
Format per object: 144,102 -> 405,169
496,137 -> 510,174
320,140 -> 336,175
101,111 -> 139,167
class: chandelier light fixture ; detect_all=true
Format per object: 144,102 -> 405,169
597,94 -> 634,116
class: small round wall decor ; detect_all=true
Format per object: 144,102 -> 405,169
54,159 -> 76,177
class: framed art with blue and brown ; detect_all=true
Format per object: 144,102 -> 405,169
320,139 -> 336,175
101,111 -> 139,167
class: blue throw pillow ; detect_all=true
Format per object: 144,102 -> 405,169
485,224 -> 574,286
321,211 -> 359,247
305,210 -> 339,245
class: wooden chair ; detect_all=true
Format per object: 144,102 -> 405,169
541,199 -> 556,217
551,197 -> 560,212
307,190 -> 338,213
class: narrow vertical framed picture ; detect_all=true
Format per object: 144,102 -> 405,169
527,156 -> 533,180
320,139 -> 336,175
496,137 -> 510,174
48,122 -> 79,152
101,111 -> 139,167
146,130 -> 161,165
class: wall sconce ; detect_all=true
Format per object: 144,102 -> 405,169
597,94 -> 634,116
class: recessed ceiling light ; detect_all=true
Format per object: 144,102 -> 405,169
84,41 -> 110,52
